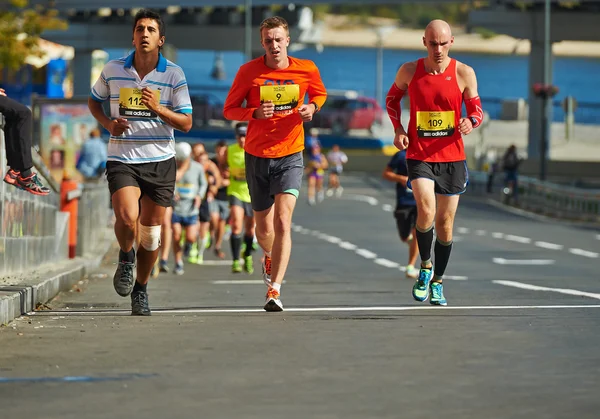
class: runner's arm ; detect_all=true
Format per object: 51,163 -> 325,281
383,165 -> 408,188
198,166 -> 208,200
460,65 -> 483,128
306,63 -> 327,113
386,62 -> 415,134
157,73 -> 193,132
209,160 -> 223,193
223,69 -> 255,121
153,106 -> 192,133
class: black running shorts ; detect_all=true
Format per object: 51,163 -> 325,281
394,205 -> 417,241
106,158 -> 176,207
406,159 -> 468,195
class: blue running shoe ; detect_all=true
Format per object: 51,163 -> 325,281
412,266 -> 433,302
430,282 -> 447,306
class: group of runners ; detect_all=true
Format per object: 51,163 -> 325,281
86,9 -> 483,314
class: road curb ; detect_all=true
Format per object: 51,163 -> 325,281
0,239 -> 113,326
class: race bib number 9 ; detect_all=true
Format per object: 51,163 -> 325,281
119,87 -> 160,118
416,111 -> 455,138
260,84 -> 300,113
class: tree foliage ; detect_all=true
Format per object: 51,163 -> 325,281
0,0 -> 67,71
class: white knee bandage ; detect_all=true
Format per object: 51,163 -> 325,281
139,224 -> 161,251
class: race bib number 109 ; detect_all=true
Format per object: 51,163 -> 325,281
416,110 -> 455,138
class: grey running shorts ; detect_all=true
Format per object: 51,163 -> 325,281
229,195 -> 253,218
244,151 -> 304,212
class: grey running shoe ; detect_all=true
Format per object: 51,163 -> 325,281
113,261 -> 136,297
131,290 -> 151,316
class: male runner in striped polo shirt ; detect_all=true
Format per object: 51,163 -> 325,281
88,9 -> 192,316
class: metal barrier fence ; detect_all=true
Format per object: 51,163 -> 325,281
0,115 -> 67,276
481,97 -> 600,124
468,170 -> 600,223
76,180 -> 112,257
1,112 -> 113,277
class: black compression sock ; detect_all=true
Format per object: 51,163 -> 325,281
434,239 -> 453,278
119,248 -> 135,263
243,235 -> 254,257
231,234 -> 242,260
415,225 -> 434,264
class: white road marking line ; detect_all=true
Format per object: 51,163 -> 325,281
445,276 -> 469,280
213,280 -> 286,285
475,230 -> 487,236
491,232 -> 504,239
493,280 -> 600,300
457,227 -> 470,234
374,258 -> 400,268
569,248 -> 599,258
200,260 -> 238,266
535,241 -> 564,250
29,304 -> 600,316
382,204 -> 393,212
345,194 -> 379,206
596,234 -> 600,240
355,249 -> 377,259
339,241 -> 357,250
452,236 -> 463,242
319,234 -> 341,244
493,258 -> 555,265
504,234 -> 532,244
293,223 -> 468,277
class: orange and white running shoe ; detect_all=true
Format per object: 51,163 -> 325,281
264,288 -> 283,312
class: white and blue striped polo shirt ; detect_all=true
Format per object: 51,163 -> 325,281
90,52 -> 192,164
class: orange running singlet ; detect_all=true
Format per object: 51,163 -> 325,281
407,58 -> 465,162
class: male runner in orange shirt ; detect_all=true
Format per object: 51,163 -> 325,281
224,16 -> 327,312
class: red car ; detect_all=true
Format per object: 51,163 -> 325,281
308,91 -> 384,135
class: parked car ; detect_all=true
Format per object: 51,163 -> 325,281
308,90 -> 384,135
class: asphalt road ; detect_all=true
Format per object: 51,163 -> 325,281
1,174 -> 599,419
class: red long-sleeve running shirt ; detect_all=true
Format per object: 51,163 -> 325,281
223,55 -> 327,158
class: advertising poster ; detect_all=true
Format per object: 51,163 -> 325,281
37,100 -> 99,182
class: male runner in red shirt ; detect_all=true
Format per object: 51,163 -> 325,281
386,19 -> 484,306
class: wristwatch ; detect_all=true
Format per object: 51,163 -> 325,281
469,116 -> 478,127
311,101 -> 319,113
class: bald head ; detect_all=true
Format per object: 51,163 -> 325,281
425,20 -> 452,39
423,19 -> 454,65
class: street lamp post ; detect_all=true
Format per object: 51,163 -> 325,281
541,0 -> 551,181
373,26 -> 395,107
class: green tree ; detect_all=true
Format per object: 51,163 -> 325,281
0,0 -> 67,71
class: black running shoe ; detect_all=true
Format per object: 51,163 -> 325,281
131,290 -> 151,316
113,261 -> 135,297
